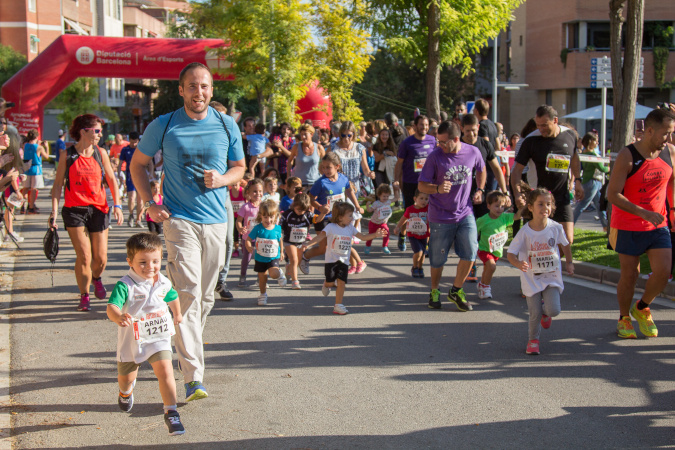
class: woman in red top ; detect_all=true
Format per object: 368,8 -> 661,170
50,114 -> 123,312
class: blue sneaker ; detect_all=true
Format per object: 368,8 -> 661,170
398,237 -> 406,252
185,381 -> 208,401
383,247 -> 391,255
364,247 -> 371,255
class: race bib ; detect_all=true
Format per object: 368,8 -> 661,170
256,238 -> 279,258
133,309 -> 175,345
407,217 -> 427,235
376,205 -> 392,222
289,227 -> 308,243
529,249 -> 560,274
414,157 -> 427,172
245,216 -> 258,231
330,235 -> 352,257
488,231 -> 508,253
327,193 -> 345,211
231,201 -> 244,213
545,153 -> 571,173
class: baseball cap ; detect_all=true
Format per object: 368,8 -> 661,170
58,129 -> 64,136
107,134 -> 115,141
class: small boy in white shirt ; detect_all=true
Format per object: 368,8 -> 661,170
107,233 -> 185,435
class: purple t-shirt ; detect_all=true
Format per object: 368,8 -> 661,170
418,143 -> 486,224
397,134 -> 437,184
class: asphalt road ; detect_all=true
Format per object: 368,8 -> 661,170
3,184 -> 675,449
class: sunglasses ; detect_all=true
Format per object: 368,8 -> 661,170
341,133 -> 353,138
85,128 -> 103,134
0,120 -> 7,125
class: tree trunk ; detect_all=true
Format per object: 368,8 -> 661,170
227,99 -> 236,117
610,0 -> 644,154
256,87 -> 267,125
425,0 -> 441,121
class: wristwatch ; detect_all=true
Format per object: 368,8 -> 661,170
144,200 -> 156,209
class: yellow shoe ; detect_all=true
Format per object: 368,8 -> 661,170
617,316 -> 637,339
630,303 -> 658,337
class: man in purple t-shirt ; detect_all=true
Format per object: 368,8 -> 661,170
394,115 -> 436,250
418,121 -> 486,312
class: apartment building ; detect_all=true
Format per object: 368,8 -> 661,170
493,0 -> 675,138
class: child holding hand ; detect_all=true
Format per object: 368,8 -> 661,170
365,184 -> 393,254
302,202 -> 385,315
393,189 -> 429,278
246,199 -> 287,305
280,176 -> 302,212
280,193 -> 322,289
507,188 -> 574,356
236,178 -> 264,287
106,233 -> 185,435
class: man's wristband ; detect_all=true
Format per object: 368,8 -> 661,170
574,179 -> 582,183
436,185 -> 440,193
114,205 -> 122,209
476,188 -> 485,193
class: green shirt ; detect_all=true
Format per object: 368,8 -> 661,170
476,212 -> 514,257
580,151 -> 609,184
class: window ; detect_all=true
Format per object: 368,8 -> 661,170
564,23 -> 579,49
29,35 -> 38,53
28,0 -> 36,12
587,23 -> 611,49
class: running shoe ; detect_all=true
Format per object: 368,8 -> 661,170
355,262 -> 367,273
478,283 -> 492,299
641,272 -> 673,282
447,288 -> 472,311
322,285 -> 331,296
616,316 -> 637,339
127,218 -> 133,228
77,293 -> 91,311
27,206 -> 40,214
541,314 -> 552,329
257,293 -> 268,306
238,276 -> 246,288
164,410 -> 186,436
347,265 -> 357,275
364,247 -> 371,255
418,267 -> 425,279
215,281 -> 234,300
185,381 -> 208,402
333,304 -> 349,315
4,232 -> 24,243
232,250 -> 240,258
19,204 -> 25,214
383,247 -> 391,255
428,289 -> 441,309
93,278 -> 107,300
299,255 -> 310,275
291,280 -> 301,290
526,340 -> 540,355
118,391 -> 134,412
411,267 -> 419,278
466,265 -> 478,282
398,236 -> 406,252
135,220 -> 143,228
277,274 -> 288,287
630,303 -> 658,337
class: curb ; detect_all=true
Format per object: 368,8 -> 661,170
573,260 -> 675,300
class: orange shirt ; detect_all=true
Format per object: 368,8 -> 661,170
64,154 -> 109,213
109,141 -> 128,159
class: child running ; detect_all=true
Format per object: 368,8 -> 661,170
475,191 -> 525,298
507,188 -> 574,355
365,183 -> 393,254
280,193 -> 321,289
236,178 -> 264,287
145,180 -> 164,235
301,202 -> 384,315
106,233 -> 185,435
393,189 -> 429,278
262,176 -> 281,204
246,199 -> 287,305
280,176 -> 302,212
230,174 -> 250,257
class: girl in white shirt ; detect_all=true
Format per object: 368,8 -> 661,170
507,188 -> 574,356
302,202 -> 384,315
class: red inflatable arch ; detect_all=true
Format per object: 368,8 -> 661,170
1,35 -> 332,134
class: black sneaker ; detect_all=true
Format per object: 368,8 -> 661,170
428,289 -> 441,309
164,410 -> 185,436
447,288 -> 473,312
215,282 -> 234,300
118,392 -> 133,412
398,236 -> 406,252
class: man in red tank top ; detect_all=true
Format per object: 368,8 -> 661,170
607,109 -> 675,339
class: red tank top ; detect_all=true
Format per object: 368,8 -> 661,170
611,144 -> 672,231
64,153 -> 109,213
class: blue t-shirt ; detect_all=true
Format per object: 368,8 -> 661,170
279,195 -> 293,212
247,134 -> 268,157
138,107 -> 244,224
23,143 -> 42,176
55,138 -> 66,162
119,145 -> 136,177
309,173 -> 350,217
248,224 -> 282,262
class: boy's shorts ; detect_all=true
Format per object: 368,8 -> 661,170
254,258 -> 280,273
117,350 -> 172,376
477,250 -> 499,263
408,236 -> 428,254
325,261 -> 349,283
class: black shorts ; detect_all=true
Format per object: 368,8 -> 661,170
62,206 -> 109,233
148,221 -> 163,235
254,259 -> 280,273
314,217 -> 330,233
552,203 -> 573,223
325,261 -> 349,283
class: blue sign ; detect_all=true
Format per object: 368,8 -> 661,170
591,73 -> 597,81
590,81 -> 598,89
591,66 -> 598,73
591,58 -> 598,65
466,101 -> 476,114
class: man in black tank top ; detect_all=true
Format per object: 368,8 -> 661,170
607,108 -> 675,340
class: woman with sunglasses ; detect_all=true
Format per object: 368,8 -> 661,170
50,114 -> 124,312
329,121 -> 375,196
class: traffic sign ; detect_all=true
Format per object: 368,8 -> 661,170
591,80 -> 644,89
591,57 -> 645,64
591,72 -> 644,81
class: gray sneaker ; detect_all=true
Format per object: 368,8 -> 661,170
299,256 -> 310,275
447,288 -> 472,312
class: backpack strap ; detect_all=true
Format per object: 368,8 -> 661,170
159,111 -> 176,152
214,108 -> 233,148
64,145 -> 105,191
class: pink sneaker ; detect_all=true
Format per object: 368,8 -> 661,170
526,340 -> 540,355
347,265 -> 357,275
77,293 -> 91,312
93,278 -> 107,300
232,250 -> 240,257
355,262 -> 367,274
541,314 -> 552,329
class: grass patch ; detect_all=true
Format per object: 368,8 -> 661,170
570,228 -> 651,273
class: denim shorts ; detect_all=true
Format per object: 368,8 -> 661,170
428,215 -> 478,268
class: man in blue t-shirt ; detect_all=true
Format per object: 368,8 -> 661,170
130,62 -> 245,402
119,131 -> 142,227
55,129 -> 66,164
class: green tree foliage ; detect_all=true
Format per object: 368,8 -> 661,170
51,78 -> 119,128
0,44 -> 27,87
367,0 -> 523,119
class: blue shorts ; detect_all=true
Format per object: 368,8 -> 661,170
125,174 -> 136,192
428,215 -> 478,268
611,227 -> 671,256
408,236 -> 428,254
